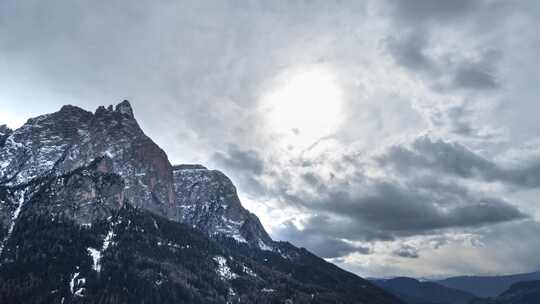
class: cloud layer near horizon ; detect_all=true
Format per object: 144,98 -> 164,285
2,0 -> 540,278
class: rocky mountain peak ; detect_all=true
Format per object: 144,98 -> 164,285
0,101 -> 174,216
94,100 -> 136,122
59,104 -> 91,115
115,100 -> 134,119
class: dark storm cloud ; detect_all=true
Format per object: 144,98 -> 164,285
278,211 -> 396,243
277,219 -> 368,258
385,31 -> 433,72
430,106 -> 478,137
378,137 -> 495,178
447,49 -> 501,91
385,32 -> 500,92
381,0 -> 503,156
393,245 -> 420,259
270,148 -> 527,248
211,144 -> 266,195
380,136 -> 540,188
212,144 -> 264,175
383,0 -> 503,95
385,0 -> 478,24
270,135 -> 540,253
301,172 -> 327,190
452,64 -> 498,90
262,134 -> 536,257
305,182 -> 526,237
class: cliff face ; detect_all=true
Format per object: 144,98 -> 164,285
0,101 -> 272,248
172,165 -> 273,249
0,101 -> 174,217
0,101 -> 403,304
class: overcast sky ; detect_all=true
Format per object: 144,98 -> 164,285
2,0 -> 540,278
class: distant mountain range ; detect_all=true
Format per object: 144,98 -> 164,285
371,277 -> 477,304
435,271 -> 540,298
371,271 -> 540,304
470,280 -> 540,304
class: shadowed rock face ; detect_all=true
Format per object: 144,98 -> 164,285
0,101 -> 174,217
172,166 -> 273,249
0,157 -> 125,233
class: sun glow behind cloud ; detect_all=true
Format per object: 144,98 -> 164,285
259,67 -> 344,150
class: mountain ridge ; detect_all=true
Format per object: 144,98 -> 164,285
0,100 -> 403,303
470,280 -> 540,304
0,100 -> 272,249
435,270 -> 540,298
371,276 -> 477,304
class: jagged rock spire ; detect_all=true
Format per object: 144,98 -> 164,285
115,100 -> 134,119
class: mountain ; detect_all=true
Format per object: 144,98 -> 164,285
469,280 -> 540,304
172,164 -> 273,248
436,271 -> 540,298
0,101 -> 403,304
371,277 -> 477,304
0,102 -> 175,216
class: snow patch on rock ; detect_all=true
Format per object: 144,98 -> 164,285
242,264 -> 257,277
213,256 -> 238,281
87,225 -> 116,272
87,248 -> 102,272
69,272 -> 85,297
